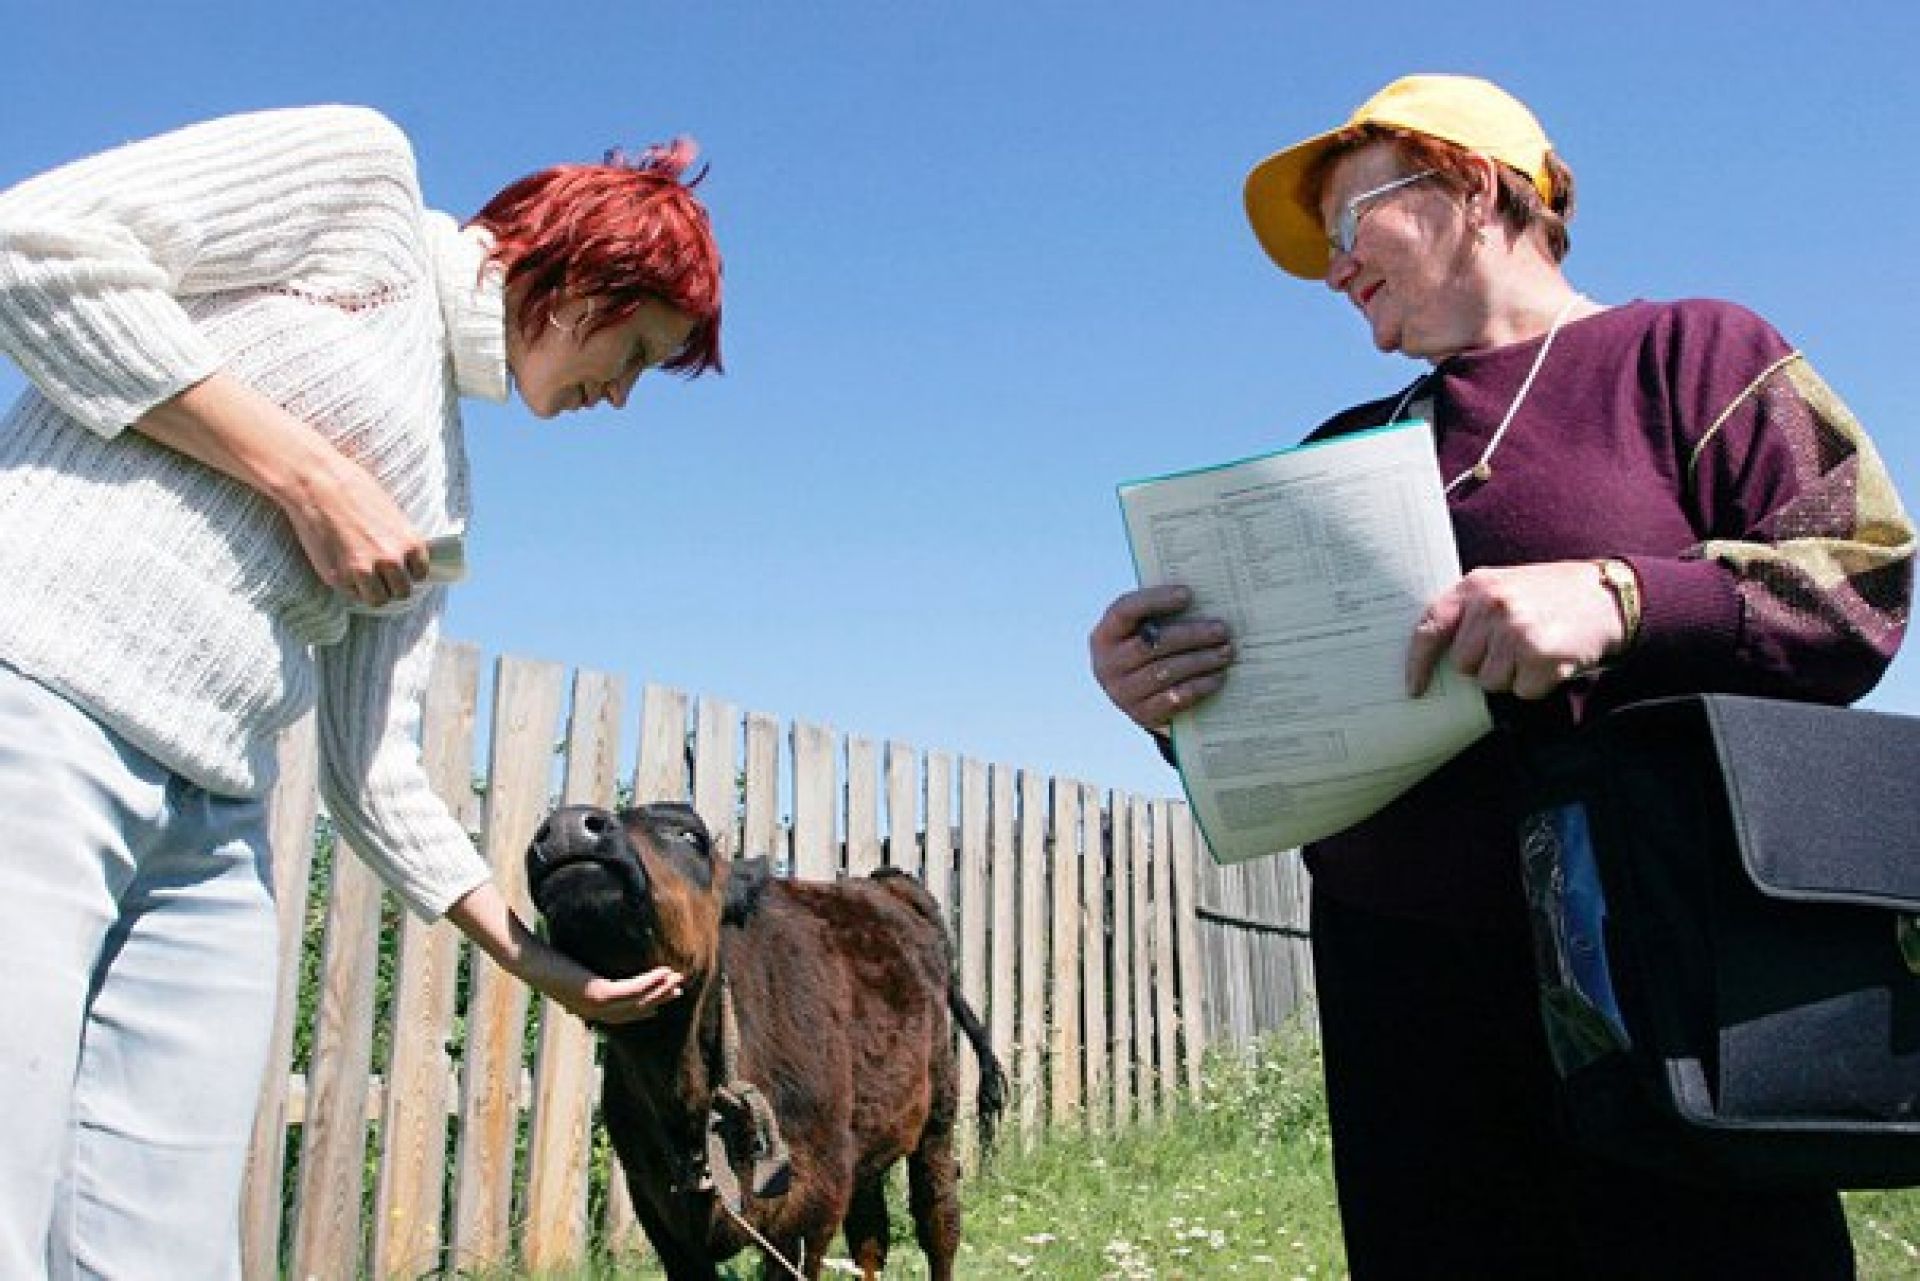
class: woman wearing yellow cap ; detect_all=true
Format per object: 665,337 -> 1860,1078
1090,74 -> 1911,1277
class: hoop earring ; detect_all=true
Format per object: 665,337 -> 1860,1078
1463,198 -> 1489,245
548,299 -> 594,336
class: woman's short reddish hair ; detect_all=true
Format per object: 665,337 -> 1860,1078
1303,123 -> 1577,264
472,139 -> 723,376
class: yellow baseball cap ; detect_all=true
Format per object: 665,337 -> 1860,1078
1244,74 -> 1556,279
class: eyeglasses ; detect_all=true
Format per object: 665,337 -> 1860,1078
1326,170 -> 1437,258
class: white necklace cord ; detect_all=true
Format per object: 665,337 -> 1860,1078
1440,292 -> 1586,494
1385,293 -> 1588,495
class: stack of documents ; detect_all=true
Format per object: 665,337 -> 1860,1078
1119,421 -> 1490,864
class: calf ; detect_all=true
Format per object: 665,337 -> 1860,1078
526,802 -> 1007,1280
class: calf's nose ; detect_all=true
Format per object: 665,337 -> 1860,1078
528,804 -> 623,875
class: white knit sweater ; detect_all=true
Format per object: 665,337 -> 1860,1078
0,105 -> 508,919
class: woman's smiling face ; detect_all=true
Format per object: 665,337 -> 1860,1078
1318,142 -> 1482,362
508,294 -> 698,419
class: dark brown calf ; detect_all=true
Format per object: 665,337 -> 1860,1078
526,802 -> 1006,1280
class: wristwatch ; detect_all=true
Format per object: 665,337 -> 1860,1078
1595,558 -> 1643,651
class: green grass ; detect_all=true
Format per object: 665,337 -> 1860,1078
494,1020 -> 1920,1279
1848,1189 -> 1920,1277
929,1021 -> 1346,1280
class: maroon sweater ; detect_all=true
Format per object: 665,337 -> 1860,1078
1288,299 -> 1913,927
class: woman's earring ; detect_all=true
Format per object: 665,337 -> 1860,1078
1467,205 -> 1490,245
548,299 -> 594,336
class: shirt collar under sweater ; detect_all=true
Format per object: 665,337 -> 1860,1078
425,212 -> 510,404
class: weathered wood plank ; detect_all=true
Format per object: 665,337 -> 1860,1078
884,740 -> 921,876
287,838 -> 383,1280
1109,791 -> 1135,1128
1079,782 -> 1108,1132
1168,807 -> 1209,1095
1285,853 -> 1315,1023
955,757 -> 990,1166
633,684 -> 690,806
692,696 -> 739,861
449,656 -> 566,1266
1250,855 -> 1288,1032
790,721 -> 838,881
922,752 -> 955,922
741,712 -> 782,862
988,763 -> 1019,1076
1128,795 -> 1156,1121
1221,862 -> 1255,1044
1047,779 -> 1084,1123
1016,770 -> 1050,1147
1149,801 -> 1180,1110
845,736 -> 881,878
1194,839 -> 1235,1047
371,642 -> 481,1279
524,668 -> 624,1271
240,715 -> 319,1281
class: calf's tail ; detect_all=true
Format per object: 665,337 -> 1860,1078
948,987 -> 1009,1155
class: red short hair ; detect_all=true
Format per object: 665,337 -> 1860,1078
472,139 -> 723,376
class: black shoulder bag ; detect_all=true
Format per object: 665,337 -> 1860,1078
1519,693 -> 1920,1189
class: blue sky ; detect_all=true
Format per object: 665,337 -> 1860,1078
4,1 -> 1917,800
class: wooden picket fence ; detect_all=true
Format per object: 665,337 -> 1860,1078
239,640 -> 1313,1279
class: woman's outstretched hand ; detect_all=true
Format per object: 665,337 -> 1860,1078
445,882 -> 686,1027
558,965 -> 687,1026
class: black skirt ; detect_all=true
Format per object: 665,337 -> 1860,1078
1308,886 -> 1854,1280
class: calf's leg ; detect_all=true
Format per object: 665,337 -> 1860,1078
638,1212 -> 721,1281
907,1137 -> 962,1281
841,1172 -> 892,1279
624,1182 -> 721,1281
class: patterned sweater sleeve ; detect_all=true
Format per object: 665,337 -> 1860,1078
315,600 -> 493,921
0,105 -> 423,436
1627,303 -> 1914,703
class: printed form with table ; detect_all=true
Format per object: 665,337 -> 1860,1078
1120,421 -> 1491,864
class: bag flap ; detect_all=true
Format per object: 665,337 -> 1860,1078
1622,696 -> 1920,909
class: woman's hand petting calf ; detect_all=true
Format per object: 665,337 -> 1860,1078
562,966 -> 687,1026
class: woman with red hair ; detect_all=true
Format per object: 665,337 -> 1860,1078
0,105 -> 722,1277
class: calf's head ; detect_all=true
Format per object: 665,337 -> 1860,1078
526,802 -> 727,983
